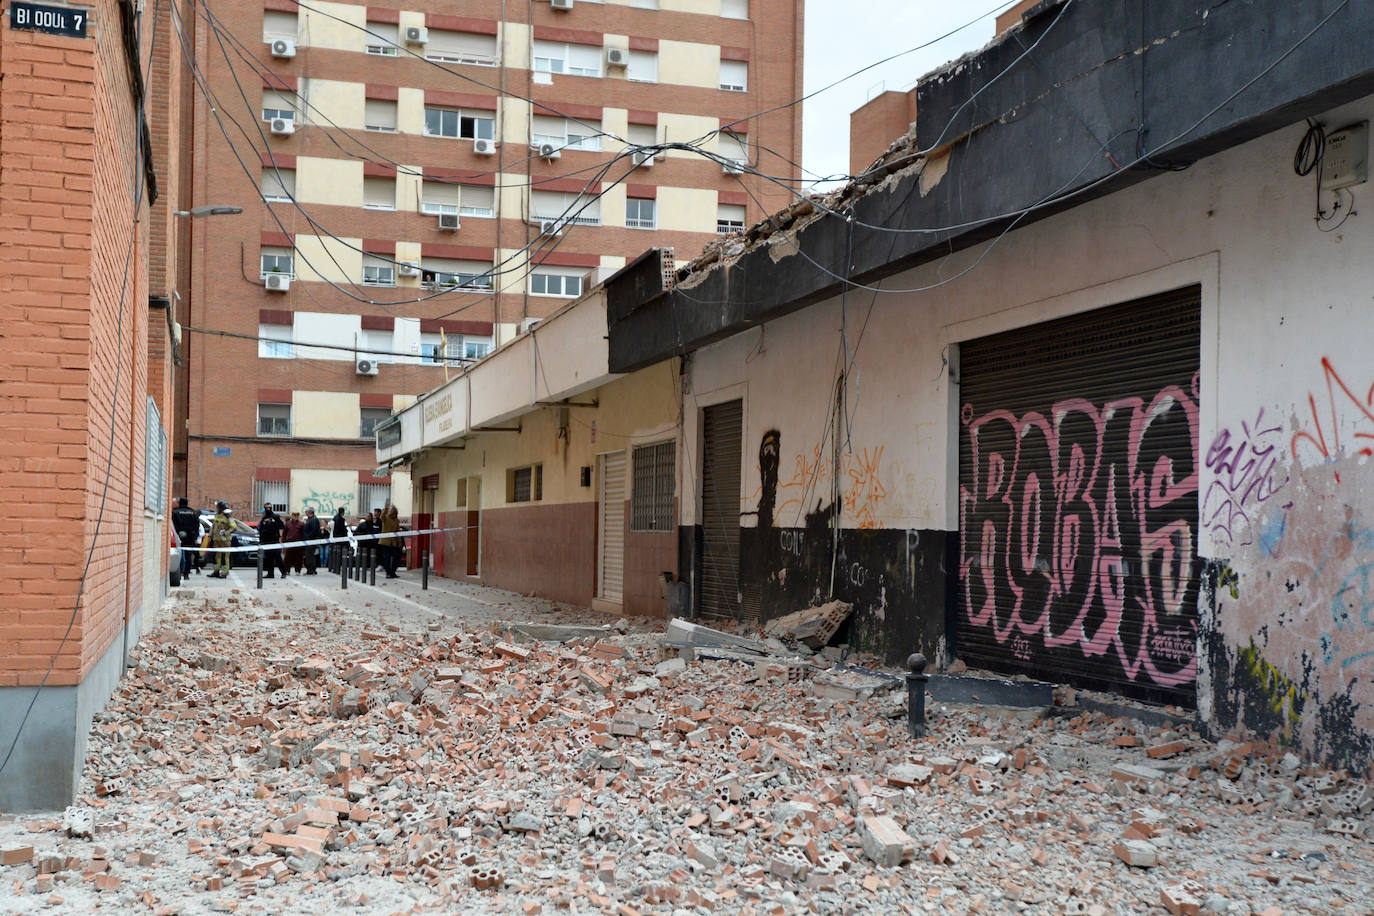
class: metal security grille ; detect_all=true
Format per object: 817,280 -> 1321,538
253,480 -> 288,514
358,482 -> 391,515
700,400 -> 743,620
956,287 -> 1201,707
599,451 -> 626,602
631,440 -> 675,531
144,397 -> 166,514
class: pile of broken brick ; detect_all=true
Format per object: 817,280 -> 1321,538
1,589 -> 1371,915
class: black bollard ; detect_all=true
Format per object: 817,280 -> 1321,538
340,545 -> 348,589
906,653 -> 929,738
256,546 -> 264,589
421,549 -> 429,590
368,548 -> 377,585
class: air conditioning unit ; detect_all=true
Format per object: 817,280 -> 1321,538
538,142 -> 561,160
265,274 -> 291,292
270,38 -> 296,59
550,0 -> 573,9
605,47 -> 628,68
269,117 -> 295,136
538,219 -> 563,236
518,317 -> 542,334
631,150 -> 655,168
404,25 -> 428,44
396,260 -> 419,277
356,358 -> 379,376
723,160 -> 745,175
437,213 -> 460,231
473,137 -> 496,156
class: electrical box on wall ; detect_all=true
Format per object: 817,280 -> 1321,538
1321,121 -> 1369,191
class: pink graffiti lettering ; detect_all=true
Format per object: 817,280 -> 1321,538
1201,408 -> 1291,551
1291,357 -> 1374,465
959,385 -> 1199,690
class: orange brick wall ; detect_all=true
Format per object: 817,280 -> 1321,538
0,0 -> 154,686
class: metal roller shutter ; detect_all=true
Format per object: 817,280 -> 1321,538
599,451 -> 626,603
956,287 -> 1201,707
700,400 -> 744,620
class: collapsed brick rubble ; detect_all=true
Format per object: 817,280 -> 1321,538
1,586 -> 1371,915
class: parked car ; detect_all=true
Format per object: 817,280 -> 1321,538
197,512 -> 260,567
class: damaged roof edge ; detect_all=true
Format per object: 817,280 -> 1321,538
606,0 -> 1374,374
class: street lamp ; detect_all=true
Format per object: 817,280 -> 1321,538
174,205 -> 243,217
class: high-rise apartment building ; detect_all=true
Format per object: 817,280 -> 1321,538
178,0 -> 803,519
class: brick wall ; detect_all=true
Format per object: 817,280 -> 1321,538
0,0 -> 153,685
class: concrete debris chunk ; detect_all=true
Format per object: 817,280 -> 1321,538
665,618 -> 768,655
762,600 -> 853,649
859,815 -> 914,867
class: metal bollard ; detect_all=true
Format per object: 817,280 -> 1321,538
368,548 -> 377,585
906,653 -> 929,738
340,546 -> 348,589
256,546 -> 264,589
421,549 -> 429,590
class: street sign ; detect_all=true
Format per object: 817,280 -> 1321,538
9,2 -> 89,38
212,446 -> 231,457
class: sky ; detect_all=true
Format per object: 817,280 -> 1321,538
800,0 -> 1014,187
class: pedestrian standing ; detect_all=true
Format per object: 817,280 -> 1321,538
209,501 -> 234,578
258,503 -> 288,578
284,511 -> 305,573
302,506 -> 322,574
171,497 -> 200,580
330,507 -> 349,571
380,505 -> 401,578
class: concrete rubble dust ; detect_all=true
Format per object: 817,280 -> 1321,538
1,577 -> 1371,915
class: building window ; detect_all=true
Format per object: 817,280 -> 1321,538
420,180 -> 460,215
260,167 -> 295,202
530,271 -> 583,298
361,327 -> 393,363
531,115 -> 602,152
533,40 -> 601,77
360,407 -> 392,439
720,0 -> 747,19
263,10 -> 297,41
717,202 -> 746,234
424,107 -> 495,140
260,246 -> 294,279
626,122 -> 657,151
145,397 -> 166,514
630,0 -> 658,7
632,440 -> 675,532
531,190 -> 600,226
258,322 -> 294,358
363,176 -> 396,210
364,98 -> 398,132
362,255 -> 395,287
721,130 -> 749,165
421,258 -> 494,291
461,338 -> 492,359
625,197 -> 656,229
459,185 -> 495,217
508,464 -> 543,503
425,28 -> 498,66
365,21 -> 399,55
627,50 -> 657,83
720,59 -> 747,92
358,482 -> 391,515
254,479 -> 289,513
261,89 -> 296,124
257,403 -> 291,437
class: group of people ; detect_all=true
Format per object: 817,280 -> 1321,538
353,505 -> 404,578
169,498 -> 406,581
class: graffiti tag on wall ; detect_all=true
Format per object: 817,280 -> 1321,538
1291,356 -> 1374,468
300,489 -> 355,516
958,383 -> 1200,690
1201,408 -> 1291,554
